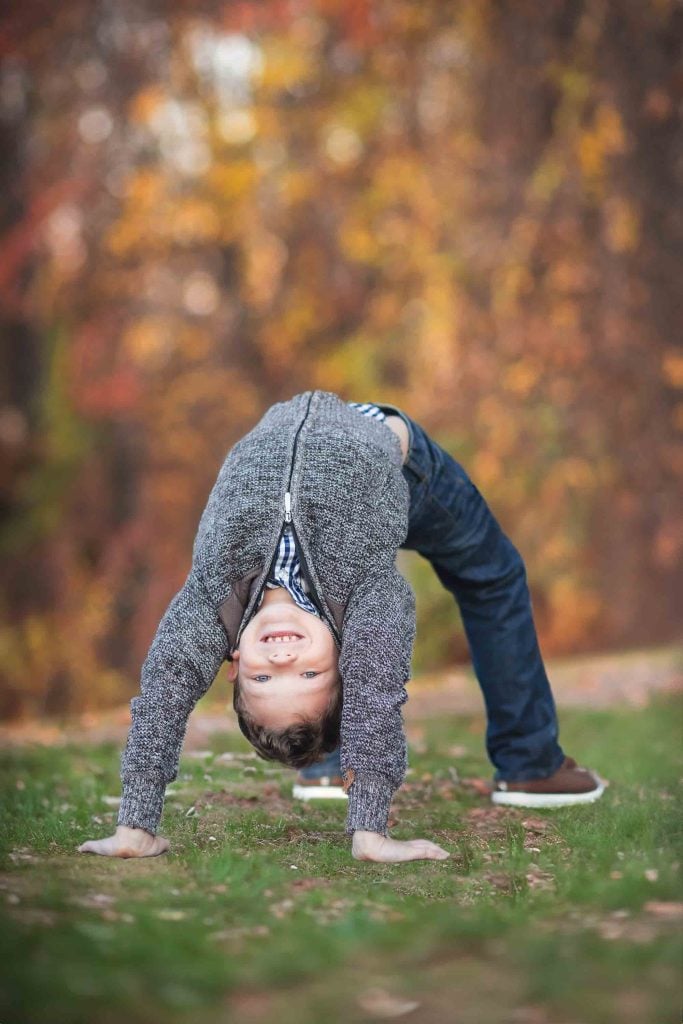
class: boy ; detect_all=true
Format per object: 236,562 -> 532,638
78,390 -> 604,863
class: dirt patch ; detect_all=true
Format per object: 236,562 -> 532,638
195,782 -> 292,816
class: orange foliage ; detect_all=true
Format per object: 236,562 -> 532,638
0,0 -> 680,716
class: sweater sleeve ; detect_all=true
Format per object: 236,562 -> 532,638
116,562 -> 229,835
338,565 -> 416,836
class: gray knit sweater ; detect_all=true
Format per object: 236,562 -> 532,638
117,390 -> 415,838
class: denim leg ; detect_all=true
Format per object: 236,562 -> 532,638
375,403 -> 566,783
298,745 -> 342,779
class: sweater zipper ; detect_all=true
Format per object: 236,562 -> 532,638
280,394 -> 330,628
245,393 -> 330,636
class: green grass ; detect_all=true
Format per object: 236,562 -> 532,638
1,694 -> 681,1024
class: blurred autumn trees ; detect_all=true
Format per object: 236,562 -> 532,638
0,0 -> 681,718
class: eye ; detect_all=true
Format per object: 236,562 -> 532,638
250,671 -> 319,682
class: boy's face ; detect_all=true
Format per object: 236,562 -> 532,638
227,587 -> 339,728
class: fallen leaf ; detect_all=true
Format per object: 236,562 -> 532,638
643,901 -> 683,919
521,817 -> 552,833
290,877 -> 324,893
101,795 -> 121,807
72,892 -> 116,909
155,909 -> 187,921
269,899 -> 294,919
357,988 -> 420,1019
461,777 -> 493,796
525,865 -> 555,892
644,868 -> 658,882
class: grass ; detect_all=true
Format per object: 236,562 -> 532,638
0,693 -> 681,1024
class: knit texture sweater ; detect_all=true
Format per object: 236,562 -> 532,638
117,390 -> 416,838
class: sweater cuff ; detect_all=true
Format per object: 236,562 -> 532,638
117,774 -> 166,836
344,772 -> 395,836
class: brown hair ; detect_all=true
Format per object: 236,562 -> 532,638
232,671 -> 343,768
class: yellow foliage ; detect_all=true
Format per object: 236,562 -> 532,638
547,577 -> 602,648
578,104 -> 627,187
279,168 -> 318,206
548,260 -> 591,294
540,533 -> 577,567
594,104 -> 627,155
123,319 -> 173,369
124,169 -> 166,208
171,199 -> 221,244
492,264 -> 534,316
604,196 -> 641,253
549,301 -> 579,330
505,360 -> 540,397
472,449 -> 501,488
545,458 -> 596,493
206,161 -> 258,201
662,351 -> 683,389
129,86 -> 167,124
339,220 -> 380,264
244,231 -> 289,310
259,38 -> 315,92
529,155 -> 564,202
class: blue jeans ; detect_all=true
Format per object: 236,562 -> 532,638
299,404 -> 566,784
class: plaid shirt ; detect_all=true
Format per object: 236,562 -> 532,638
255,401 -> 388,618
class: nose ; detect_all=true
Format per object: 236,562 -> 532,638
267,647 -> 298,663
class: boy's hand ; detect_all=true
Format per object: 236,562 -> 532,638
352,830 -> 449,863
77,825 -> 169,858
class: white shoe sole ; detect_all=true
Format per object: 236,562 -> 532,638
491,776 -> 606,808
292,784 -> 348,801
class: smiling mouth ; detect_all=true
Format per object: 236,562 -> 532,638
260,631 -> 305,644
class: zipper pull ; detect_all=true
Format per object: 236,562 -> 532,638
284,491 -> 292,523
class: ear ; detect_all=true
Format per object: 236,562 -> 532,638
225,650 -> 239,682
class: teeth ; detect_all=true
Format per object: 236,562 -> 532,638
264,634 -> 301,643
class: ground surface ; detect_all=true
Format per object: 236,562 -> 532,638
1,648 -> 681,1024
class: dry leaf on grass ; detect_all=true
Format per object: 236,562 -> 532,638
643,900 -> 683,919
72,892 -> 116,909
9,848 -> 40,864
357,987 -> 420,1019
521,817 -> 552,833
210,924 -> 269,942
461,777 -> 493,796
269,899 -> 294,919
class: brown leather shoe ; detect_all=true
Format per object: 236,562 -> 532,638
491,756 -> 606,807
292,774 -> 348,801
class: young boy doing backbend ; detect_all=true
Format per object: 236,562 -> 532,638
78,391 -> 604,864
